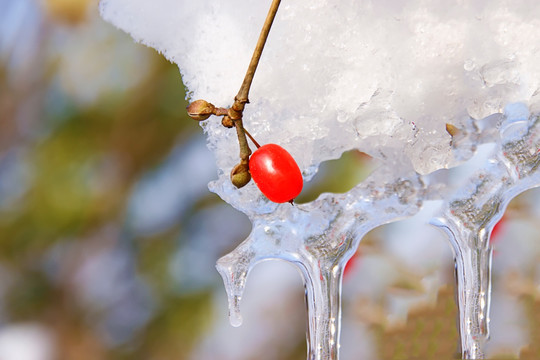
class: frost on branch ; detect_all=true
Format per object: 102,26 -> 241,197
100,0 -> 540,358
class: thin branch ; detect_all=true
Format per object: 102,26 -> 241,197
234,118 -> 252,162
236,0 -> 281,103
186,1 -> 281,188
244,128 -> 261,149
230,0 -> 281,172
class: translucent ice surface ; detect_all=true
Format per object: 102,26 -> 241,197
431,105 -> 540,359
100,1 -> 540,358
217,169 -> 424,358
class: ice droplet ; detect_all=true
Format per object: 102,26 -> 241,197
464,59 -> 476,72
229,295 -> 243,328
216,254 -> 250,328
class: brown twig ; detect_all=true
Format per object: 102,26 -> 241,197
236,0 -> 281,104
186,0 -> 281,188
230,0 -> 281,166
244,128 -> 261,149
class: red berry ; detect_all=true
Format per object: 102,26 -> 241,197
249,144 -> 303,203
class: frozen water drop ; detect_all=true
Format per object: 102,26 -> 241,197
464,59 -> 476,72
228,295 -> 243,327
216,253 -> 250,328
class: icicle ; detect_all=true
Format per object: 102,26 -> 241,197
216,247 -> 252,327
299,253 -> 347,360
216,171 -> 425,359
432,104 -> 540,359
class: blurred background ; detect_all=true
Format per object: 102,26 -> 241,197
1,1 -> 539,359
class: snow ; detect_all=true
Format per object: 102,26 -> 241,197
99,1 -> 540,203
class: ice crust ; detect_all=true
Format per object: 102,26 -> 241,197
100,1 -> 540,359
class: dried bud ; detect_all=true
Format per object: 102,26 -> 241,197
230,163 -> 251,188
187,100 -> 215,121
445,123 -> 460,137
222,115 -> 234,128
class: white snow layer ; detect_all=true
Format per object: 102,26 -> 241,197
99,0 -> 540,210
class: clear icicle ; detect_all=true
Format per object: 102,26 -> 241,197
431,103 -> 540,359
216,251 -> 251,327
228,295 -> 243,328
300,256 -> 344,360
217,170 -> 425,359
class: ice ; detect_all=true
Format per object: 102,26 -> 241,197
100,0 -> 540,358
216,169 -> 425,358
431,107 -> 540,358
